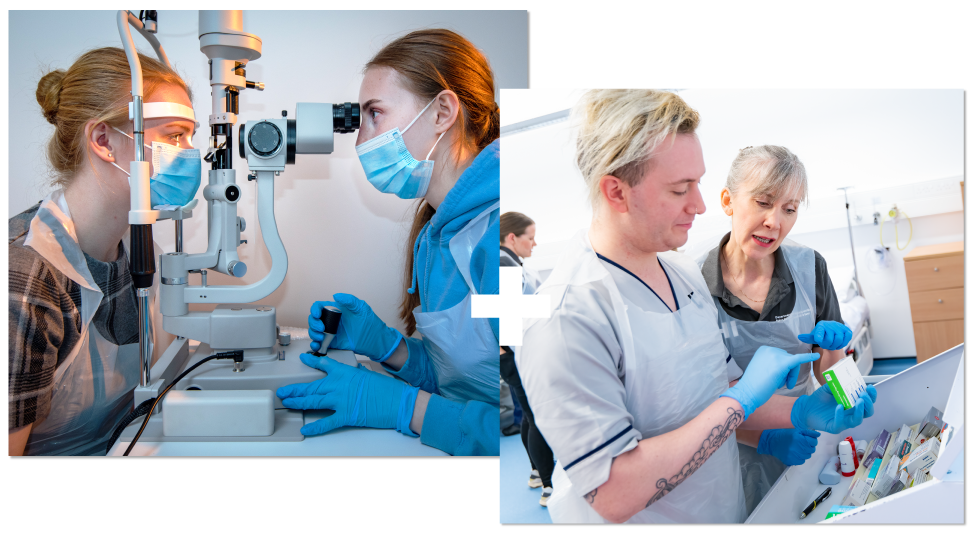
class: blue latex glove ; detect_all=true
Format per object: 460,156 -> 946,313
308,293 -> 403,361
798,320 -> 853,351
276,353 -> 420,436
720,346 -> 820,419
757,428 -> 821,466
792,384 -> 877,434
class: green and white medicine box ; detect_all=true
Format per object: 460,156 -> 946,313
822,355 -> 867,410
824,505 -> 857,519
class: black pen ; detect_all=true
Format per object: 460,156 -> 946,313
799,487 -> 832,519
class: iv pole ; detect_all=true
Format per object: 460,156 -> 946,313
838,186 -> 864,298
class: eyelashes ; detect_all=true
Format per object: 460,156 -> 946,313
756,200 -> 797,214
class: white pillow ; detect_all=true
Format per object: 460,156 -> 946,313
830,266 -> 857,303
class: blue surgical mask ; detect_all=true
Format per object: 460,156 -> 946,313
355,98 -> 446,199
111,127 -> 202,207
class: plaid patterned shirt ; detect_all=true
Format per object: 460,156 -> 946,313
8,203 -> 139,430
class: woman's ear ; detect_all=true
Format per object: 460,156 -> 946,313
431,90 -> 461,135
720,187 -> 734,216
86,120 -> 116,164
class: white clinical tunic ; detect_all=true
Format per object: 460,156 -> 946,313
518,230 -> 746,523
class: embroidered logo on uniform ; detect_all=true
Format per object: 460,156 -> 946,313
775,308 -> 812,321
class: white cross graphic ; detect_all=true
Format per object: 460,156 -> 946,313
471,267 -> 552,346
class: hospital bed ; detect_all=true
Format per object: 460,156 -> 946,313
831,266 -> 875,379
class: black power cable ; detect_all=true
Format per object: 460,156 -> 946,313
106,398 -> 155,454
122,350 -> 244,456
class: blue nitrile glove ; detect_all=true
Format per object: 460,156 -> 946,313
276,353 -> 420,437
720,346 -> 821,419
757,428 -> 821,466
308,293 -> 403,361
798,321 -> 853,351
792,384 -> 877,434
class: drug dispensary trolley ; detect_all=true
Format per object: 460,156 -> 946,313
747,344 -> 963,524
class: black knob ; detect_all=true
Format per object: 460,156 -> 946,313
225,185 -> 240,202
238,123 -> 246,158
247,121 -> 283,157
320,306 -> 342,335
282,110 -> 287,117
332,102 -> 360,133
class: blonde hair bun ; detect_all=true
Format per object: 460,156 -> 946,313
36,69 -> 66,125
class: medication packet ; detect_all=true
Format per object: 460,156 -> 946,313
863,429 -> 891,469
824,505 -> 857,519
918,406 -> 944,439
843,478 -> 871,507
821,355 -> 867,410
865,459 -> 883,485
871,458 -> 902,499
906,467 -> 924,489
888,469 -> 909,496
890,424 -> 913,459
901,438 -> 940,474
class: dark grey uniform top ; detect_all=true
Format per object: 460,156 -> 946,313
700,232 -> 843,324
500,245 -> 521,267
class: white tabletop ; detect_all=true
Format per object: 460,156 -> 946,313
108,342 -> 448,457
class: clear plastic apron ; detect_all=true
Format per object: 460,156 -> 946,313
22,192 -> 159,455
694,240 -> 817,516
412,202 -> 500,406
547,231 -> 746,523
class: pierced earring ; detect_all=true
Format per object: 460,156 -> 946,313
108,153 -> 113,158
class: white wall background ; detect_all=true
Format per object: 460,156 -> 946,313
500,89 -> 964,359
8,10 -> 527,332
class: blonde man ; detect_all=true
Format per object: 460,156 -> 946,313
518,90 -> 877,523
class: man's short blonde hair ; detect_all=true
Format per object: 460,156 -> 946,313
573,89 -> 700,207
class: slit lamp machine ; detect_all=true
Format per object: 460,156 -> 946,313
117,10 -> 359,444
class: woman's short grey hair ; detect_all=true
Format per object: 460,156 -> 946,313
726,145 -> 808,206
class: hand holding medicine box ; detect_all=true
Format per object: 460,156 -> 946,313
821,355 -> 867,410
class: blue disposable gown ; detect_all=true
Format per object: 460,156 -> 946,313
383,140 -> 500,456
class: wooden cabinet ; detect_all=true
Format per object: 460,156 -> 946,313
904,241 -> 964,362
